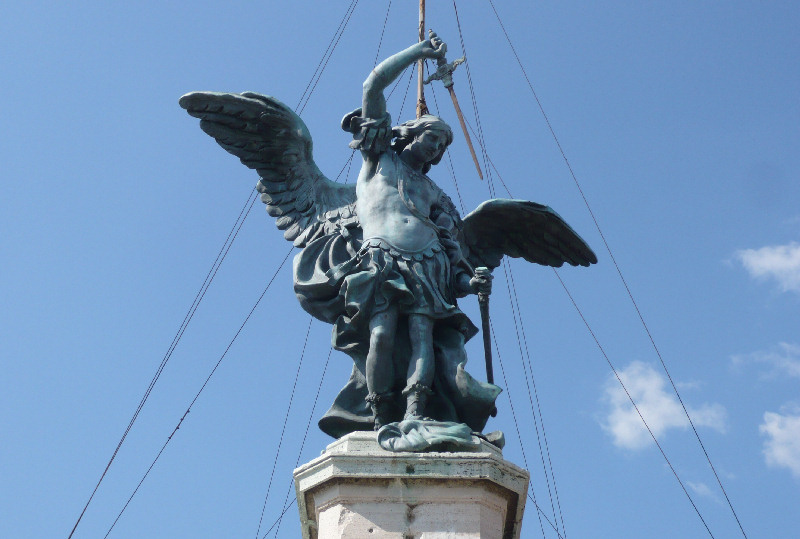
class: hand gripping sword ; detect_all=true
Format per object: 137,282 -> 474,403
423,31 -> 484,180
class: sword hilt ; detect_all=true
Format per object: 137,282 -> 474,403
423,55 -> 465,88
423,29 -> 464,88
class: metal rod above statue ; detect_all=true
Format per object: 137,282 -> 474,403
416,0 -> 428,118
180,32 -> 597,453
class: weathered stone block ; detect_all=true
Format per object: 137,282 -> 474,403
294,432 -> 529,538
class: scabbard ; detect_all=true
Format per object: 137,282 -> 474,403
478,292 -> 493,384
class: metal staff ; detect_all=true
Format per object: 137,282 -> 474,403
473,267 -> 494,384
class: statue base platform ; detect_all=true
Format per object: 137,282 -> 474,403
293,431 -> 529,538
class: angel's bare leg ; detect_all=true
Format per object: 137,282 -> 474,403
403,314 -> 435,420
365,306 -> 399,428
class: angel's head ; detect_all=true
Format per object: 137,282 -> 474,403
391,115 -> 453,173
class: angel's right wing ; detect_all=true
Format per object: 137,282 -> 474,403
460,199 -> 597,270
179,91 -> 357,247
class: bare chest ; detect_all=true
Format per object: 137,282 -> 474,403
357,155 -> 438,215
356,154 -> 440,249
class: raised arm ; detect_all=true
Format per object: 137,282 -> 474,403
362,33 -> 447,120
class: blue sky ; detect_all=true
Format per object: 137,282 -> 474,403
2,1 -> 798,537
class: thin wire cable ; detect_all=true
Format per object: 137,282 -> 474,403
467,98 -> 707,535
462,140 -> 566,535
428,83 -> 465,213
452,1 -> 493,197
431,34 -> 565,533
265,150 -> 355,537
332,150 -> 356,183
477,154 -> 566,535
298,0 -> 360,115
269,347 -> 334,538
444,150 -> 466,213
451,7 -> 569,534
261,498 -> 297,538
102,247 -> 294,538
487,2 -> 746,536
68,188 -> 258,538
256,30 -> 355,534
295,0 -> 359,111
462,116 -> 514,197
79,3 -> 363,533
372,0 -> 393,67
462,89 -> 571,536
489,319 -> 547,539
254,38 -> 357,535
396,65 -> 415,121
526,493 -> 566,539
386,65 -> 411,101
343,150 -> 355,184
500,261 -> 563,537
552,268 -> 716,538
254,316 -> 313,538
506,265 -> 566,536
482,154 -> 568,535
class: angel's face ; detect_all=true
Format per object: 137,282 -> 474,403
409,129 -> 449,164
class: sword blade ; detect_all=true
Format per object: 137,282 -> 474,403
447,86 -> 484,180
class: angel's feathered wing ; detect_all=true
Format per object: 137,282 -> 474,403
179,91 -> 357,247
461,199 -> 597,270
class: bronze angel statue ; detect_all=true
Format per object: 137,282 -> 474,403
180,33 -> 596,451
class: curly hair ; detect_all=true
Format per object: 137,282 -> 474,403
390,115 -> 454,174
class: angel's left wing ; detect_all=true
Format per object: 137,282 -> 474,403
461,199 -> 597,270
179,91 -> 357,247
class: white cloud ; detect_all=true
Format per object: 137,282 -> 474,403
687,481 -> 719,503
731,342 -> 800,379
601,361 -> 726,450
676,380 -> 703,391
759,406 -> 800,478
736,241 -> 800,293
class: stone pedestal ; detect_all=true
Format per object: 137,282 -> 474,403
294,431 -> 529,539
